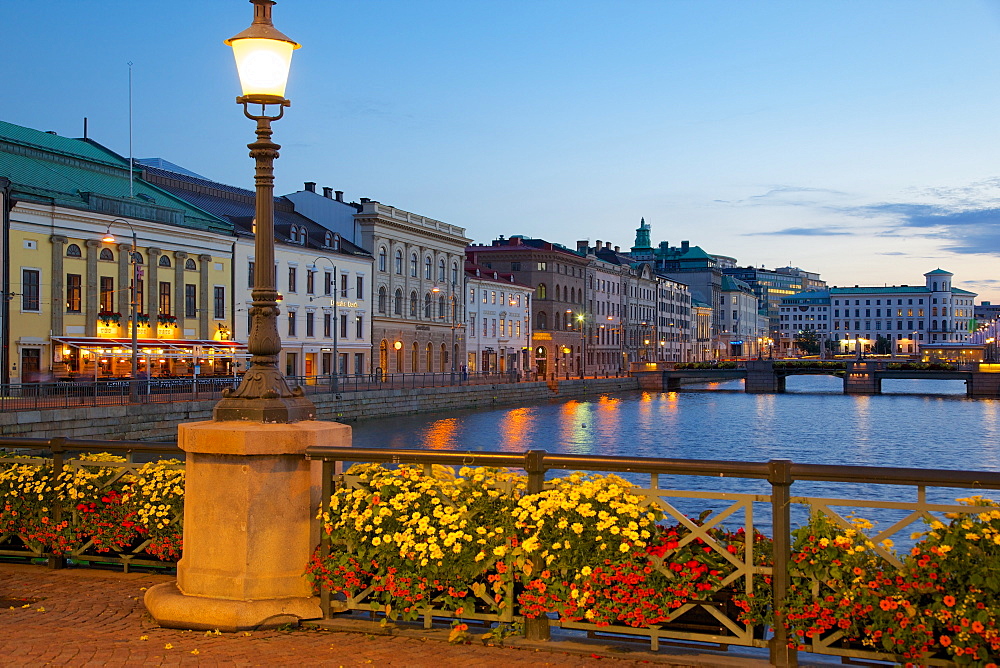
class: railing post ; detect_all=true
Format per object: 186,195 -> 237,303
48,437 -> 67,569
523,449 -> 550,641
768,458 -> 796,667
319,458 -> 335,619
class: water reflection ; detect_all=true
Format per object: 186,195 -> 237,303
423,417 -> 459,450
497,407 -> 535,452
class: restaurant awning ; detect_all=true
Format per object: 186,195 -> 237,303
51,337 -> 247,357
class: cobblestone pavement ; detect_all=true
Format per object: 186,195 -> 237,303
0,563 -> 774,667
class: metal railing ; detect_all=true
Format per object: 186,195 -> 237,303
304,445 -> 1000,666
0,378 -> 240,411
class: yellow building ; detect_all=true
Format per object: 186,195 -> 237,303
1,120 -> 239,383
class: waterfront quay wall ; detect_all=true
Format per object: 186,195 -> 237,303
0,377 -> 639,441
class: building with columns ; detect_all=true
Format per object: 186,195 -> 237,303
0,120 -> 239,384
357,199 -> 471,375
141,162 -> 373,379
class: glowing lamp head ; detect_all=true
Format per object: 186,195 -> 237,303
226,0 -> 300,104
102,232 -> 116,243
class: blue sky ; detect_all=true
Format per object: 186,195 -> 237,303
4,1 -> 1000,301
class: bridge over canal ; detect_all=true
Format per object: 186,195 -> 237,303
633,360 -> 1000,398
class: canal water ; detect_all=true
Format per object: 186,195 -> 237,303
351,376 -> 1000,533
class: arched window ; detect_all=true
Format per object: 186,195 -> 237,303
300,228 -> 308,245
555,312 -> 562,330
537,283 -> 547,299
932,320 -> 938,330
324,231 -> 333,247
424,293 -> 432,318
395,250 -> 403,274
438,296 -> 446,318
424,256 -> 432,279
185,258 -> 196,270
438,259 -> 446,282
426,343 -> 433,371
410,253 -> 417,277
100,248 -> 114,261
66,244 -> 81,257
378,286 -> 387,313
394,288 -> 403,314
411,342 -> 419,373
158,255 -> 171,267
378,247 -> 387,272
409,291 -> 418,316
537,311 -> 548,329
570,287 -> 576,303
441,343 -> 448,372
451,263 -> 458,285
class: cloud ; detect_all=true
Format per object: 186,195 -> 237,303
838,202 -> 1000,256
716,185 -> 849,206
744,226 -> 852,237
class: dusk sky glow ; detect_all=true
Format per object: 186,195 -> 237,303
4,1 -> 1000,301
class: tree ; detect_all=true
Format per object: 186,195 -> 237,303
873,335 -> 892,355
793,330 -> 820,355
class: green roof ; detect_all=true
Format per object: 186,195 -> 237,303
0,120 -> 230,235
924,268 -> 953,276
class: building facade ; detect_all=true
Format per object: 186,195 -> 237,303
464,262 -> 532,374
359,200 -> 471,375
780,269 -> 977,355
0,121 -> 239,384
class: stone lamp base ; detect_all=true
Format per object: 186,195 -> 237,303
144,419 -> 350,631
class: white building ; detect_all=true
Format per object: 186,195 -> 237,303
464,262 -> 532,374
719,275 -> 762,358
655,275 -> 693,362
780,269 -> 977,355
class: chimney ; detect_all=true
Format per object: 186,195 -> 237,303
576,240 -> 589,254
596,239 -> 602,250
322,187 -> 333,199
605,241 -> 611,249
360,197 -> 371,204
335,190 -> 344,202
304,182 -> 316,193
614,245 -> 620,253
681,240 -> 689,251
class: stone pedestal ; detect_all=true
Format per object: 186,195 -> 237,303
844,362 -> 881,395
745,360 -> 785,393
144,419 -> 351,631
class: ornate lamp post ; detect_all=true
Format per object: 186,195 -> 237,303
214,0 -> 313,422
101,218 -> 140,402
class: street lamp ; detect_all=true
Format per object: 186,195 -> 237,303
101,218 -> 140,402
215,0 -> 313,422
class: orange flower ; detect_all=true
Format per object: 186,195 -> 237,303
972,620 -> 985,633
943,595 -> 956,607
940,635 -> 952,647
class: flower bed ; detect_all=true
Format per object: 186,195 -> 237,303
0,453 -> 184,563
779,502 -> 1000,666
309,464 -> 766,642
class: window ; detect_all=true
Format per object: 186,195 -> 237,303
511,262 -> 521,271
340,313 -> 348,338
324,231 -> 333,247
66,274 -> 81,312
323,312 -> 332,337
356,276 -> 364,301
356,315 -> 363,339
438,296 -> 446,318
100,248 -> 114,261
470,314 -> 476,336
324,271 -> 332,295
185,284 -> 196,318
158,255 -> 171,267
340,273 -> 348,298
395,249 -> 403,274
409,291 -> 418,316
185,258 -> 196,271
410,253 -> 418,277
438,259 -> 446,282
394,288 -> 402,315
288,266 -> 297,292
159,281 -> 171,315
378,286 -> 387,313
306,270 -> 315,295
537,311 -> 548,329
213,286 -> 225,318
288,311 -> 296,336
21,269 -> 40,311
306,311 -> 315,337
537,283 -> 547,299
538,262 -> 547,271
248,261 -> 255,288
451,263 -> 458,285
100,277 -> 114,312
424,293 -> 432,318
378,247 -> 387,272
424,256 -> 432,279
66,244 -> 82,257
